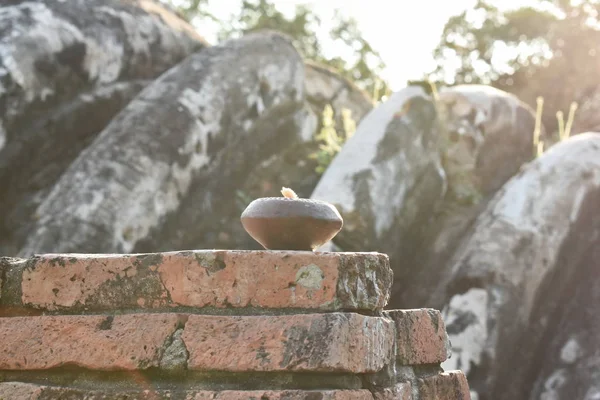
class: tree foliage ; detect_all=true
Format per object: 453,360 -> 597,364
430,0 -> 600,133
164,0 -> 389,101
165,0 -> 214,21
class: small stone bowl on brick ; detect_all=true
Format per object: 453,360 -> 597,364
241,197 -> 343,251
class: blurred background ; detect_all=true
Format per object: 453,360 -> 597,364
162,0 -> 600,134
2,2 -> 600,399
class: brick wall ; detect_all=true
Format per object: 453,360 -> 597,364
0,250 -> 470,399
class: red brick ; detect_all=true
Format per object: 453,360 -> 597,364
0,312 -> 394,373
0,257 -> 22,304
11,250 -> 391,312
372,382 -> 412,400
385,309 -> 450,365
183,313 -> 395,373
418,371 -> 471,400
0,314 -> 180,370
0,383 -> 374,400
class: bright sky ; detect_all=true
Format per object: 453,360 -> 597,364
195,0 -> 538,90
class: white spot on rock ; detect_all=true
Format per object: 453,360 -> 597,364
178,87 -> 214,119
295,264 -> 324,290
584,387 -> 600,400
295,104 -> 318,143
560,337 -> 582,364
82,38 -> 123,84
0,3 -> 85,103
247,92 -> 265,115
441,288 -> 488,376
260,62 -> 296,102
540,369 -> 568,400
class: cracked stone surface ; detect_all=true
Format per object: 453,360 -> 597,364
385,309 -> 450,365
160,328 -> 189,371
418,371 -> 471,400
0,314 -> 180,370
0,250 -> 392,312
182,313 -> 395,373
0,312 -> 394,373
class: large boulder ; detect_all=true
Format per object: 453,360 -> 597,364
311,84 -> 538,304
435,133 -> 600,400
0,80 -> 149,255
312,83 -> 600,400
527,228 -> 600,400
312,86 -> 445,251
0,0 -> 206,147
18,31 -> 308,256
0,0 -> 207,254
394,85 -> 539,307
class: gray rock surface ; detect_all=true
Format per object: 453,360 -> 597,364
311,86 -> 445,252
309,84 -> 600,400
528,229 -> 600,400
18,31 -> 306,255
394,84 -> 539,307
435,133 -> 600,400
0,80 -> 148,255
0,0 -> 207,254
0,0 -> 205,143
311,84 -> 538,304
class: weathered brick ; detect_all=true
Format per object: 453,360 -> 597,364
372,382 -> 412,400
0,382 -> 374,400
0,258 -> 23,305
0,314 -> 180,370
418,371 -> 471,400
385,309 -> 450,365
0,312 -> 394,373
183,313 -> 395,373
8,250 -> 391,312
210,390 -> 374,400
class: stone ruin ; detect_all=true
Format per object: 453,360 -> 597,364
1,1 -> 600,399
0,250 -> 469,399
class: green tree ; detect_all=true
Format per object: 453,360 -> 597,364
217,0 -> 323,61
164,0 -> 389,101
163,0 -> 214,21
326,10 -> 388,101
429,0 -> 600,133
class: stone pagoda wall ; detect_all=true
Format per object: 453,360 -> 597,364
0,250 -> 470,399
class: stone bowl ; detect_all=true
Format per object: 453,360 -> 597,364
241,197 -> 343,251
